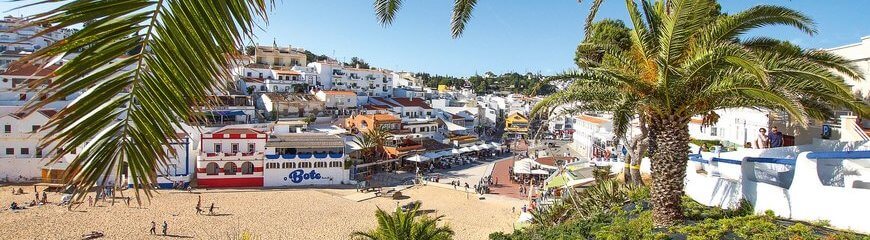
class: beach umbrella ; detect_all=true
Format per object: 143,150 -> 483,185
459,147 -> 472,153
478,144 -> 491,150
470,145 -> 481,151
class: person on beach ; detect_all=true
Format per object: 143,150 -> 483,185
41,191 -> 47,204
196,196 -> 202,215
162,221 -> 168,236
149,221 -> 156,235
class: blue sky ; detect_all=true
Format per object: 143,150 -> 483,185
3,1 -> 869,76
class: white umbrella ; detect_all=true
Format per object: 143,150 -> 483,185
451,148 -> 462,155
459,147 -> 472,153
470,145 -> 481,151
423,152 -> 443,159
406,154 -> 430,162
530,169 -> 550,175
478,144 -> 491,150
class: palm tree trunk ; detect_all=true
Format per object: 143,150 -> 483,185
623,155 -> 632,182
649,114 -> 690,227
630,154 -> 644,185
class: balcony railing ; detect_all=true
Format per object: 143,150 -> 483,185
200,152 -> 264,161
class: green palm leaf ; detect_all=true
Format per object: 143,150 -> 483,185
16,0 -> 269,204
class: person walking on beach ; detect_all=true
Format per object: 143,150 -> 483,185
41,191 -> 47,204
88,196 -> 93,207
162,221 -> 168,236
149,221 -> 156,235
196,196 -> 202,215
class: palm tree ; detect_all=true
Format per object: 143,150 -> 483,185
380,0 -> 869,227
352,126 -> 393,163
14,1 -> 270,203
351,205 -> 454,240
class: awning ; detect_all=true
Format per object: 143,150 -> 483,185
442,120 -> 468,132
530,169 -> 550,175
210,110 -> 245,117
478,144 -> 491,150
406,154 -> 430,162
469,145 -> 481,151
423,152 -> 444,159
458,147 -> 472,153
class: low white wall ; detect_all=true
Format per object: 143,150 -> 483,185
684,140 -> 870,233
0,158 -> 46,182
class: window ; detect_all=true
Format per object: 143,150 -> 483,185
32,125 -> 40,132
5,148 -> 13,155
19,93 -> 26,101
282,162 -> 296,169
299,162 -> 311,168
206,163 -> 219,175
35,148 -> 42,158
329,161 -> 343,168
710,127 -> 718,137
266,162 -> 279,169
314,162 -> 327,168
4,125 -> 10,133
20,148 -> 29,155
278,76 -> 283,80
214,143 -> 222,153
223,162 -> 237,175
258,73 -> 263,78
248,143 -> 255,153
241,162 -> 254,175
231,143 -> 239,153
246,72 -> 252,77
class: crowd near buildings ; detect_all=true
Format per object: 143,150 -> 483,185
1,14 -> 869,198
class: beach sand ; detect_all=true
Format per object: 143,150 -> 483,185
0,184 -> 523,239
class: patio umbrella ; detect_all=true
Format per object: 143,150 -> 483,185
451,148 -> 462,155
478,144 -> 491,150
530,169 -> 550,175
470,145 -> 481,151
459,147 -> 472,153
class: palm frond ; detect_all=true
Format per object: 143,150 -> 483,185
18,0 -> 269,204
450,0 -> 477,38
374,0 -> 403,26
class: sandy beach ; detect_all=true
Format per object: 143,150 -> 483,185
0,184 -> 523,239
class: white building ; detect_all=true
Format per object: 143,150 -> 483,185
263,133 -> 349,186
547,115 -> 575,139
368,97 -> 434,120
0,16 -> 72,53
314,90 -> 358,116
0,109 -> 59,182
571,114 -> 614,160
196,126 -> 268,188
309,61 -> 393,97
826,36 -> 870,100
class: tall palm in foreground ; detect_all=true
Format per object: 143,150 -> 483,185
351,205 -> 454,240
14,0 -> 270,203
379,0 -> 870,227
540,0 -> 868,226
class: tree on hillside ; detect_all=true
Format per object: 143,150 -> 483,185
346,57 -> 372,69
377,0 -> 870,228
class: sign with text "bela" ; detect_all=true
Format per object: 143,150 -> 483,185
284,169 -> 322,183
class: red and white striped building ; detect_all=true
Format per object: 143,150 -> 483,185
196,127 -> 267,188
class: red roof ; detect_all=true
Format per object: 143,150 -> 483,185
8,109 -> 57,119
363,104 -> 391,111
391,98 -> 432,109
241,77 -> 264,83
1,62 -> 59,77
536,156 -> 575,166
322,90 -> 356,96
212,128 -> 264,135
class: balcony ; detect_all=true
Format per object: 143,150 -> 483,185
200,152 -> 264,161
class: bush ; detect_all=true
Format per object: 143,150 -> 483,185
592,211 -> 668,240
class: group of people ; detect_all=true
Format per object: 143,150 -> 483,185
749,126 -> 785,149
195,195 -> 217,215
9,187 -> 50,210
149,221 -> 168,236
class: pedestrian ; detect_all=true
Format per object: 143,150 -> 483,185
769,126 -> 784,148
209,203 -> 215,215
755,128 -> 769,149
88,196 -> 93,207
162,221 -> 168,236
149,221 -> 156,235
42,191 -> 47,204
522,205 -> 527,213
196,196 -> 202,215
35,191 -> 39,202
